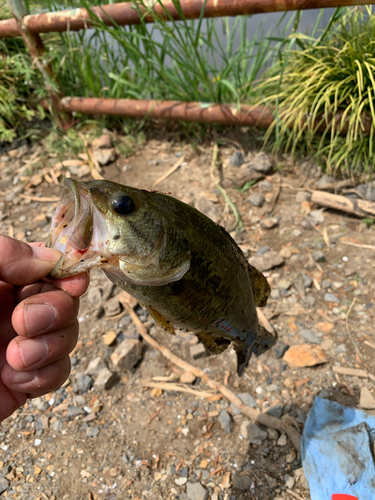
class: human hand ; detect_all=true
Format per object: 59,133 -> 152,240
0,235 -> 89,421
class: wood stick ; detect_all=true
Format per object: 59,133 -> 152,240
339,240 -> 375,251
151,156 -> 185,189
125,305 -> 301,452
311,190 -> 375,218
141,381 -> 217,398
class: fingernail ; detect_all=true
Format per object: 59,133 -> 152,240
18,338 -> 49,367
8,369 -> 37,386
24,304 -> 56,335
32,246 -> 62,262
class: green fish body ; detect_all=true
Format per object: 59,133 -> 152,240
47,179 -> 275,375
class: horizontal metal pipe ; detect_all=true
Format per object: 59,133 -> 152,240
0,0 -> 373,38
61,97 -> 276,127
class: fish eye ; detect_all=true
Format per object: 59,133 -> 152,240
112,195 -> 136,215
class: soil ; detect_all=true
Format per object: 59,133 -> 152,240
0,131 -> 375,500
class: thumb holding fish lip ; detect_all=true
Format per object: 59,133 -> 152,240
0,235 -> 62,286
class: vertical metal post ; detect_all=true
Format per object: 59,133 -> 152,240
6,0 -> 72,129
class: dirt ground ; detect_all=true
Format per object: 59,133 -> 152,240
0,129 -> 375,500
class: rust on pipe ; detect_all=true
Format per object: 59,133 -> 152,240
1,0 -> 374,38
61,97 -> 276,128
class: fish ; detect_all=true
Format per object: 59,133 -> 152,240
46,178 -> 276,376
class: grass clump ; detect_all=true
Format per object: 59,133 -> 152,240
260,6 -> 375,177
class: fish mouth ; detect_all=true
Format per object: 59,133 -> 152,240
46,178 -> 106,278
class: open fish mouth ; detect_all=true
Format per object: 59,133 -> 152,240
46,178 -> 108,278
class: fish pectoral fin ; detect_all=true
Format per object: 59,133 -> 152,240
247,263 -> 271,307
147,306 -> 175,335
251,326 -> 277,357
195,332 -> 231,355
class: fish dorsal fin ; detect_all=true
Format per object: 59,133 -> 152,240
247,263 -> 270,307
147,306 -> 175,335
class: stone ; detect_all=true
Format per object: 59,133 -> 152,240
104,330 -> 117,346
359,387 -> 375,409
111,339 -> 143,370
248,193 -> 265,207
94,368 -> 118,390
186,482 -> 209,500
0,477 -> 9,495
232,473 -> 252,491
218,410 -> 233,434
260,217 -> 279,229
175,477 -> 187,486
302,274 -> 313,288
195,197 -> 221,223
190,343 -> 207,359
249,251 -> 284,272
278,278 -> 292,291
316,174 -> 334,189
240,421 -> 267,444
283,344 -> 328,368
273,341 -> 289,359
265,404 -> 284,419
230,393 -> 256,415
66,405 -> 85,419
229,151 -> 245,167
86,426 -> 100,438
180,372 -> 196,384
256,245 -> 270,255
85,357 -> 107,377
310,209 -> 325,224
264,474 -> 278,489
248,152 -> 272,174
296,191 -> 311,203
72,373 -> 93,394
312,251 -> 325,262
52,419 -> 63,431
92,134 -> 112,149
270,289 -> 281,300
321,339 -> 333,350
356,183 -> 375,202
92,148 -> 117,166
104,297 -> 122,317
279,247 -> 292,259
324,293 -> 339,303
258,179 -> 272,192
299,328 -> 320,345
294,468 -> 309,489
284,474 -> 295,489
277,433 -> 287,446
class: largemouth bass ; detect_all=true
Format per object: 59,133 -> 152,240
46,179 -> 276,376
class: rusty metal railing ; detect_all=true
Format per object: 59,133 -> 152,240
2,0 -> 374,131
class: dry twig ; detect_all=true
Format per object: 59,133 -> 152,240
141,381 -> 216,399
339,240 -> 375,251
125,305 -> 301,452
151,156 -> 185,188
147,402 -> 166,426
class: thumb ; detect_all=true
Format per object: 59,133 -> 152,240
0,235 -> 62,286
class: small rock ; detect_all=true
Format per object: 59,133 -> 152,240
195,197 -> 221,223
265,404 -> 284,419
104,330 -> 117,346
321,339 -> 333,350
316,174 -> 334,189
0,477 -> 9,495
186,482 -> 208,500
111,339 -> 143,370
240,421 -> 267,444
312,251 -> 325,262
360,387 -> 375,409
310,209 -> 325,224
85,357 -> 107,377
267,428 -> 279,440
294,468 -> 309,489
292,229 -> 302,237
260,217 -> 279,229
175,477 -> 187,486
104,297 -> 122,317
249,251 -> 284,272
86,426 -> 100,438
302,274 -> 313,288
218,410 -> 233,434
248,152 -> 273,174
94,368 -> 118,391
92,134 -> 112,149
344,267 -> 356,277
190,343 -> 207,360
295,191 -> 311,203
283,344 -> 328,368
229,151 -> 245,167
256,245 -> 270,255
277,433 -> 287,446
279,247 -> 292,259
270,289 -> 281,300
180,372 -> 196,384
273,341 -> 289,359
66,406 -> 85,419
258,180 -> 272,192
278,278 -> 292,291
248,193 -> 265,207
232,474 -> 252,491
93,148 -> 117,166
72,373 -> 93,394
356,183 -> 375,202
52,419 -> 63,431
264,474 -> 278,489
230,393 -> 256,415
324,293 -> 339,303
284,474 -> 295,489
299,329 -> 320,345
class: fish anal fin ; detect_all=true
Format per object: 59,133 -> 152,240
251,326 -> 277,357
247,263 -> 271,307
195,332 -> 231,355
148,306 -> 175,335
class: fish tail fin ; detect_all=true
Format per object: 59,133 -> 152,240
234,326 -> 277,377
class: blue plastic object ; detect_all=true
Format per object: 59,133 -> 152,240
301,397 -> 375,500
